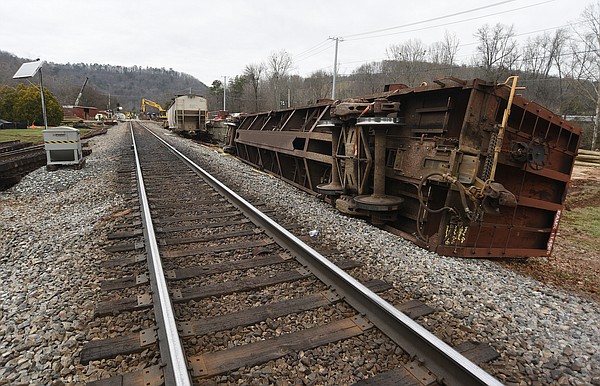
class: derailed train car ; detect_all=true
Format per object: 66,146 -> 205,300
167,94 -> 208,137
230,77 -> 581,258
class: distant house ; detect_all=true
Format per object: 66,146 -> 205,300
62,105 -> 102,120
0,119 -> 27,129
0,119 -> 12,129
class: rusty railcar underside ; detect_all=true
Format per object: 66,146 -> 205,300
231,77 -> 581,258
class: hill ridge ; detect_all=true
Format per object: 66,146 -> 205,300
0,50 -> 208,112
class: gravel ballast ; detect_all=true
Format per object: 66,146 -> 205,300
0,122 -> 598,385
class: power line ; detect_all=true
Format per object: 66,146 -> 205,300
325,45 -> 600,82
293,39 -> 332,60
342,0 -> 517,39
290,0 -> 577,83
307,22 -> 576,75
291,1 -> 532,74
311,43 -> 590,79
458,22 -> 578,49
344,0 -> 554,42
294,41 -> 335,63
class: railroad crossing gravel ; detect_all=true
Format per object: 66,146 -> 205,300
0,122 -> 598,385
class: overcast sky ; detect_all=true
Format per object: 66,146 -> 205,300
0,0 -> 591,86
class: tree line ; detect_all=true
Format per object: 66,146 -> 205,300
207,3 -> 600,150
0,84 -> 63,127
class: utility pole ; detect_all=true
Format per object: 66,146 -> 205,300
223,76 -> 227,111
329,37 -> 342,100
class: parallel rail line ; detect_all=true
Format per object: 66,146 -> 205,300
0,128 -> 104,190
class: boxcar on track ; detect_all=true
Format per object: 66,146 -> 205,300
166,95 -> 208,137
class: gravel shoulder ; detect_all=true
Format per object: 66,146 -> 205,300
0,123 -> 598,385
0,124 -> 129,384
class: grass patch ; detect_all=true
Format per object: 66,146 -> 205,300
561,206 -> 600,250
0,128 -> 90,145
0,128 -> 46,144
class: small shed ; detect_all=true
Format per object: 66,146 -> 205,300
62,105 -> 101,120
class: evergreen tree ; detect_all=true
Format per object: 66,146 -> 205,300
0,85 -> 17,121
11,84 -> 63,126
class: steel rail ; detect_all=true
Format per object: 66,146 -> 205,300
142,123 -> 503,386
0,144 -> 44,157
130,123 -> 192,386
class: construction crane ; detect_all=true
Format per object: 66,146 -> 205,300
74,77 -> 88,107
141,98 -> 167,120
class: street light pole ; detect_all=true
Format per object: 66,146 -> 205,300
39,66 -> 48,130
12,59 -> 48,130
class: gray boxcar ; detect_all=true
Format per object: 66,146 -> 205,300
167,95 -> 208,136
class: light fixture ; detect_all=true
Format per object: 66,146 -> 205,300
13,59 -> 48,130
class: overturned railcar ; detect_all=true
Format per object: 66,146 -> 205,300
231,77 -> 581,258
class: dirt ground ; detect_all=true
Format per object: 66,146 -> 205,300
495,165 -> 600,303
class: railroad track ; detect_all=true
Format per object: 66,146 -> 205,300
82,121 -> 502,385
0,128 -> 104,190
0,144 -> 46,189
0,139 -> 34,153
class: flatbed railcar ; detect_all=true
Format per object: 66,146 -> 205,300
166,94 -> 208,137
228,77 -> 581,258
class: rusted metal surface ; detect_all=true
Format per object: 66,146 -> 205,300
231,77 -> 581,258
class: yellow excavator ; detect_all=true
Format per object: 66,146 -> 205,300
141,98 -> 167,120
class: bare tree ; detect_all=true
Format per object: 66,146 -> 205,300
244,63 -> 264,112
520,29 -> 569,110
569,2 -> 600,149
522,29 -> 568,78
302,70 -> 332,104
443,31 -> 460,66
474,23 -> 519,81
429,31 -> 460,66
386,38 -> 427,62
385,39 -> 428,86
266,50 -> 293,109
352,62 -> 384,95
551,29 -> 570,107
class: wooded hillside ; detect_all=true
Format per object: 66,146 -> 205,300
0,50 -> 208,112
